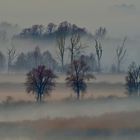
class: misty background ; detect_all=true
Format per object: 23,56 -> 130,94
0,0 -> 139,37
0,0 -> 139,72
0,1 -> 140,140
0,0 -> 138,124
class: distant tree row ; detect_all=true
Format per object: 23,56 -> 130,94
14,21 -> 93,40
13,47 -> 59,72
0,47 -> 59,73
0,21 -> 129,74
0,37 -> 127,74
14,21 -> 108,41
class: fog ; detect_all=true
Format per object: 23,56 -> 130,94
0,0 -> 140,37
0,0 -> 140,139
0,74 -> 140,139
0,0 -> 140,70
0,36 -> 139,71
0,97 -> 140,122
0,98 -> 140,140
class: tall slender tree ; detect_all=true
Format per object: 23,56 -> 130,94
33,46 -> 42,67
94,39 -> 102,72
56,32 -> 66,71
68,33 -> 86,65
116,37 -> 127,73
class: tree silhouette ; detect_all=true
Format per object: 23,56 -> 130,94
33,46 -> 42,67
68,33 -> 86,65
17,21 -> 90,40
14,52 -> 27,71
56,30 -> 66,71
7,46 -> 16,73
94,39 -> 102,72
125,62 -> 140,96
66,58 -> 95,100
47,23 -> 57,34
0,51 -> 6,71
116,37 -> 127,73
95,27 -> 107,40
25,65 -> 57,102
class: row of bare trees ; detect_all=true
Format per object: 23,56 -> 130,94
56,30 -> 86,72
0,38 -> 127,74
56,30 -> 127,73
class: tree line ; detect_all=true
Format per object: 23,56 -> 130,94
14,21 -> 93,40
25,60 -> 140,102
0,35 -> 127,73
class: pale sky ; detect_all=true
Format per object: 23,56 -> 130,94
0,0 -> 139,37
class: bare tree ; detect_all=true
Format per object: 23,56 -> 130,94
25,65 -> 57,102
7,47 -> 16,73
94,39 -> 103,72
66,58 -> 95,100
68,33 -> 86,65
56,34 -> 66,71
95,27 -> 107,40
125,62 -> 140,96
116,37 -> 127,73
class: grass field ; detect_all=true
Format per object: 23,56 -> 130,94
0,74 -> 139,140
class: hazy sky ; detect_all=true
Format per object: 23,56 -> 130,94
0,0 -> 139,36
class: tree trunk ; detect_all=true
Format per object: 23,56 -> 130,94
117,61 -> 120,73
61,56 -> 64,72
36,93 -> 42,102
98,60 -> 101,72
71,52 -> 74,65
77,87 -> 80,100
36,94 -> 39,102
39,94 -> 42,102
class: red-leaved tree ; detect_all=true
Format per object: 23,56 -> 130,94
25,65 -> 57,102
66,58 -> 95,100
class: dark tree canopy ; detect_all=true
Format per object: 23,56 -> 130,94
15,21 -> 91,40
25,65 -> 57,102
66,58 -> 95,99
125,62 -> 140,96
47,23 -> 57,34
12,48 -> 59,72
